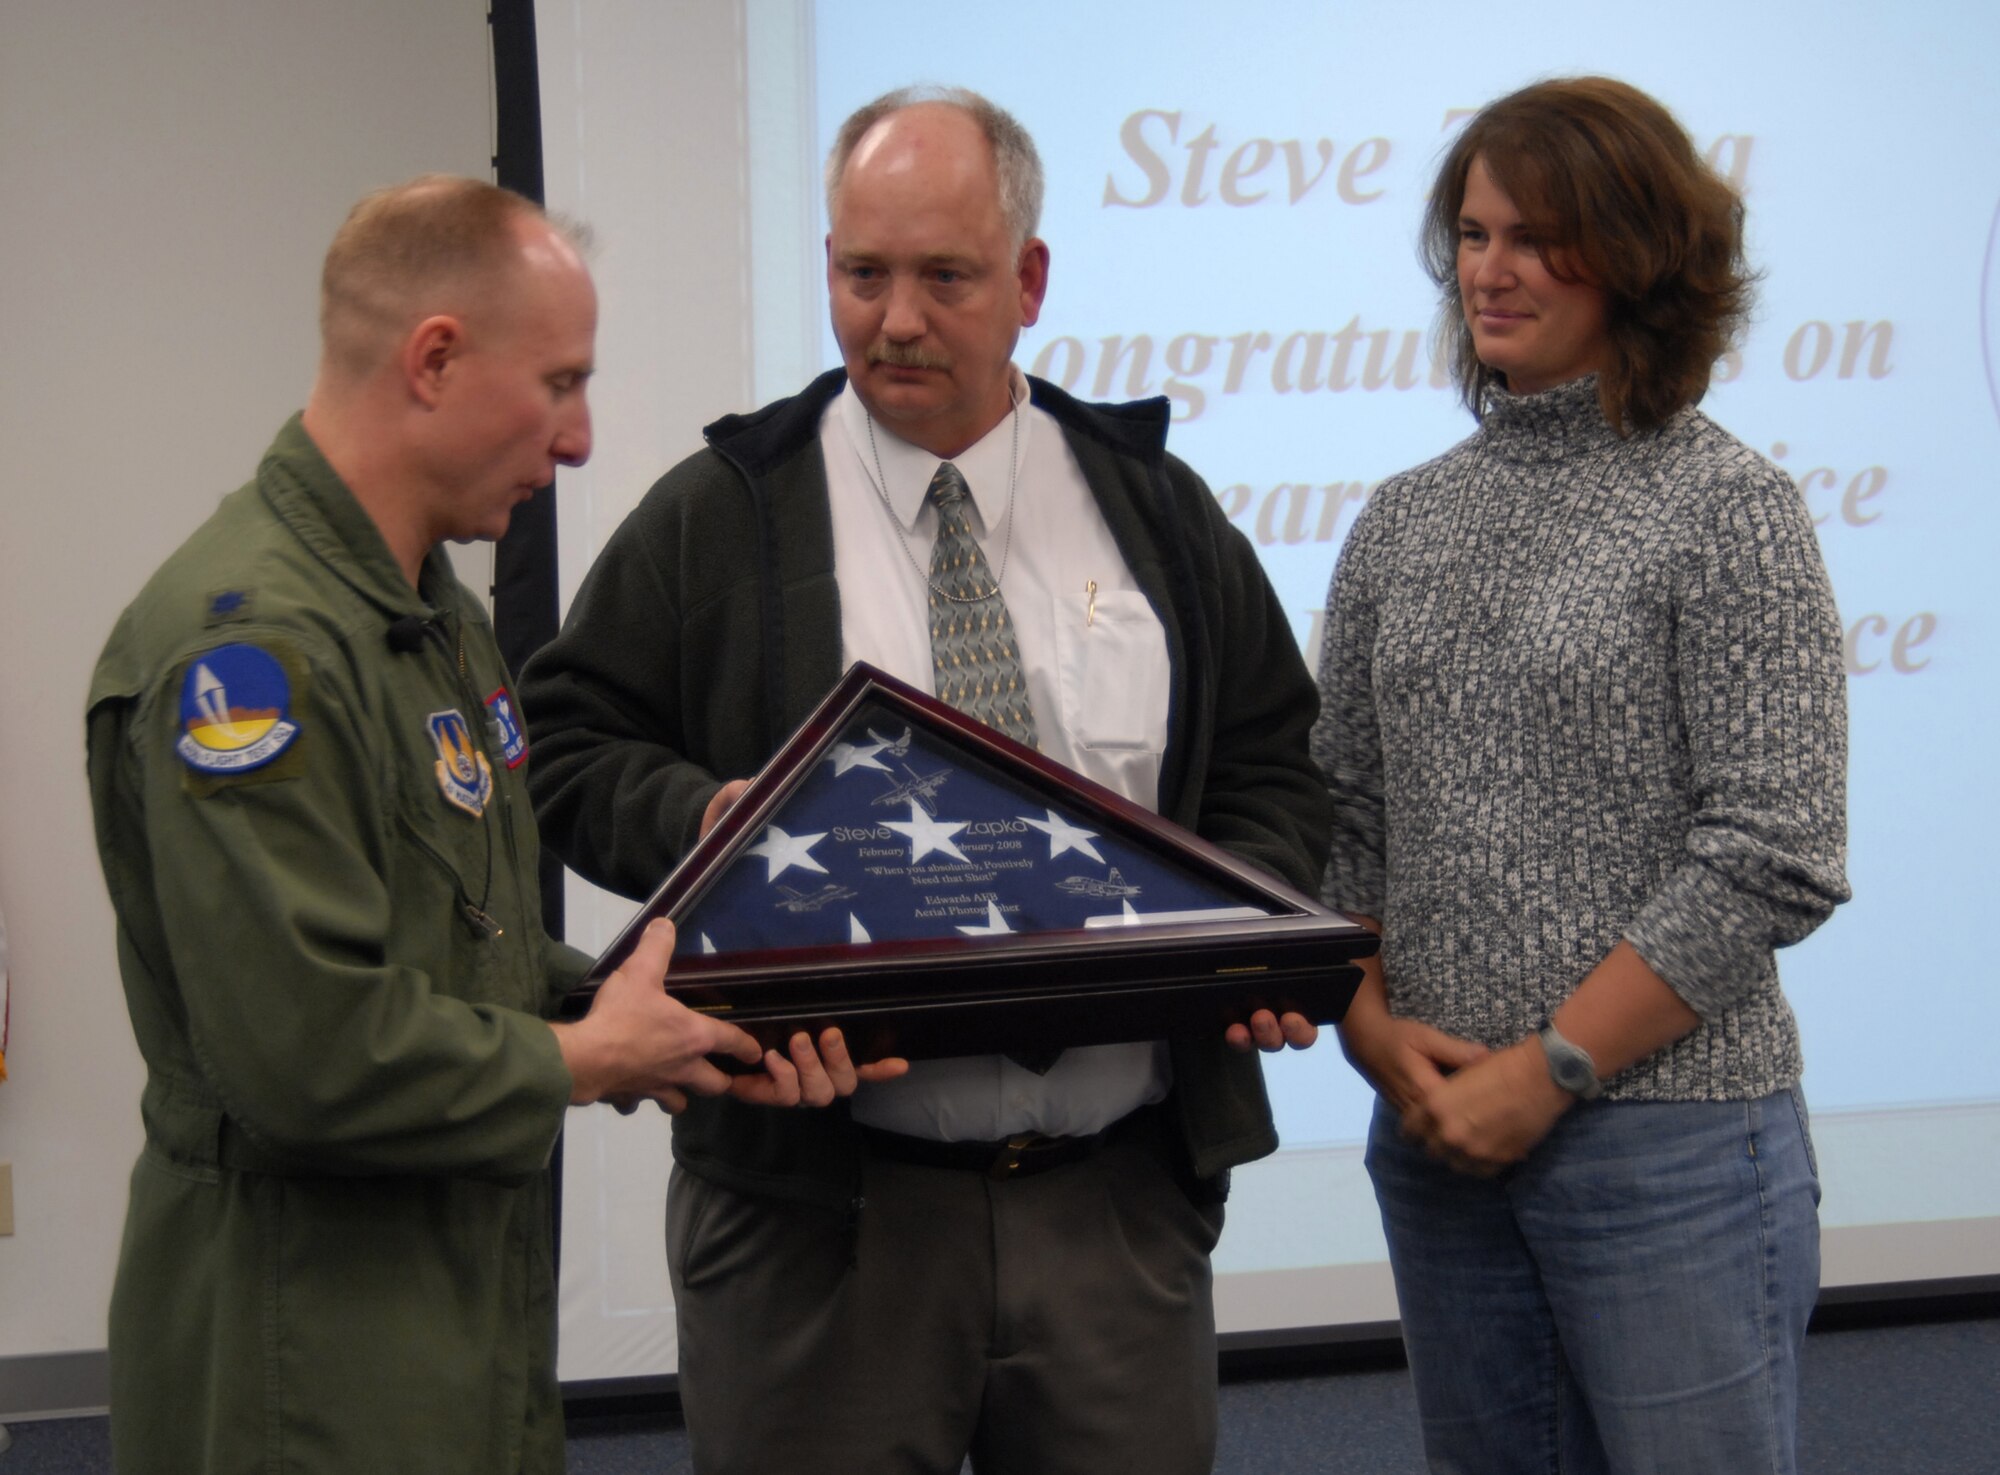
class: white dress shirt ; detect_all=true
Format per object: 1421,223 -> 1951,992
825,370 -> 1174,1141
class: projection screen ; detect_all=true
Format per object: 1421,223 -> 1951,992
532,0 -> 2000,1381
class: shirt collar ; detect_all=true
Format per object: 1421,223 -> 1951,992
837,366 -> 1031,533
259,413 -> 439,619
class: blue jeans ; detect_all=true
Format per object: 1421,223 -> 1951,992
1368,1088 -> 1821,1475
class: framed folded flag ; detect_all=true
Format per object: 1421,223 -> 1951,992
562,663 -> 1377,1061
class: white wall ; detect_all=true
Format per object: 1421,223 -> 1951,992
0,0 -> 494,1399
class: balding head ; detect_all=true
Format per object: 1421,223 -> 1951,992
318,175 -> 589,378
826,86 -> 1043,249
302,176 -> 597,587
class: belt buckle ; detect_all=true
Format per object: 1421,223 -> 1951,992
988,1132 -> 1046,1181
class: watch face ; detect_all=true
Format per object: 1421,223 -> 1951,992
1551,1053 -> 1594,1093
1542,1028 -> 1598,1096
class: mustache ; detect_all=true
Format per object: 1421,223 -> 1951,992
866,341 -> 952,371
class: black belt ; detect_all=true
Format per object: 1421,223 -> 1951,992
859,1123 -> 1111,1182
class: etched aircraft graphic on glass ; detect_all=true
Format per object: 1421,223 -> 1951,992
772,883 -> 860,914
865,759 -> 951,817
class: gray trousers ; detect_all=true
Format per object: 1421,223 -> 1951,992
666,1114 -> 1225,1475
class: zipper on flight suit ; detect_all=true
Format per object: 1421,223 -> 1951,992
392,810 -> 498,939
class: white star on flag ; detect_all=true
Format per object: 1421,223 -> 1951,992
1080,900 -> 1144,928
699,933 -> 718,954
848,913 -> 872,944
1020,808 -> 1104,864
1082,900 -> 1268,929
955,901 -> 1016,936
745,823 -> 829,881
826,739 -> 893,776
882,799 -> 970,864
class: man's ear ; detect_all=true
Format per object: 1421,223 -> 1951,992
1016,238 -> 1050,329
403,314 -> 463,408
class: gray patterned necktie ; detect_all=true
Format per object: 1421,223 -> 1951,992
926,462 -> 1039,749
925,462 -> 1059,1073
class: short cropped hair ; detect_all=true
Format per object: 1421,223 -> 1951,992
1420,77 -> 1754,435
319,175 -> 586,375
824,86 -> 1044,248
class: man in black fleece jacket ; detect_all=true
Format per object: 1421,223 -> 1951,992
522,86 -> 1329,1475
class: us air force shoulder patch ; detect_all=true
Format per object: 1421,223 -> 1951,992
485,687 -> 528,769
427,709 -> 494,817
177,643 -> 302,776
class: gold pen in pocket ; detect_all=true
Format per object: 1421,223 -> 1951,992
1086,579 -> 1097,627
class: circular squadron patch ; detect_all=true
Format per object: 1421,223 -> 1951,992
176,643 -> 301,774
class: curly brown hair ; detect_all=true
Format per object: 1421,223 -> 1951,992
1421,77 -> 1754,435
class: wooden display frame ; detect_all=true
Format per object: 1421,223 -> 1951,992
562,664 -> 1375,1060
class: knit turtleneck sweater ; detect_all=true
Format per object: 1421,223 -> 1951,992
1313,375 -> 1850,1101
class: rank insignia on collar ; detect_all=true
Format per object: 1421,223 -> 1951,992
485,687 -> 529,770
427,709 -> 493,817
204,589 -> 253,624
177,643 -> 300,775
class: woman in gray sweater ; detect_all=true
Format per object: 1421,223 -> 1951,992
1313,78 -> 1849,1475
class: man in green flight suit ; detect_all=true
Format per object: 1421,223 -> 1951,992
85,177 -> 872,1475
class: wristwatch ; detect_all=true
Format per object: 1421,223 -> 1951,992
1537,1022 -> 1603,1100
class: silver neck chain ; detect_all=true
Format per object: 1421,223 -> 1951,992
865,394 -> 1020,605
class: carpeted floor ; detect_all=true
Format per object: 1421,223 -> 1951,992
2,1316 -> 1992,1473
